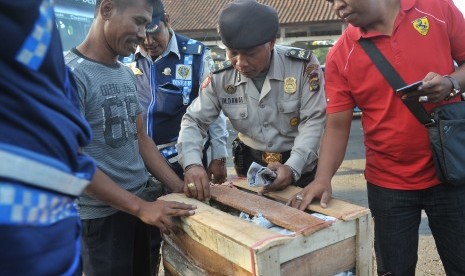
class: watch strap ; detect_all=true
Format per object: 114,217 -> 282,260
444,75 -> 461,100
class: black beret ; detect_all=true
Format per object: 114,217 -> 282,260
218,0 -> 279,49
146,0 -> 165,33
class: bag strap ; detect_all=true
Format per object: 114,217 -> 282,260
359,39 -> 435,126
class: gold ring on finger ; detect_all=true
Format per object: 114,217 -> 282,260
296,194 -> 304,201
187,182 -> 195,189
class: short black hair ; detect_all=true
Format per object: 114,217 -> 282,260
94,0 -> 155,18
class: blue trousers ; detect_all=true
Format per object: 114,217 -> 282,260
367,182 -> 465,276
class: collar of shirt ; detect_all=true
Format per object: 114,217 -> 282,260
266,45 -> 288,82
347,0 -> 416,41
233,45 -> 286,87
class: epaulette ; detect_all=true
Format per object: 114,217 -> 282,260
212,60 -> 233,74
180,42 -> 204,55
285,48 -> 312,61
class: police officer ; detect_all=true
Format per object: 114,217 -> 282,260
132,0 -> 229,183
177,0 -> 326,201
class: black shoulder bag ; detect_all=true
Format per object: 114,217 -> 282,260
359,38 -> 465,186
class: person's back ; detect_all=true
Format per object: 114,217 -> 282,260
0,1 -> 95,275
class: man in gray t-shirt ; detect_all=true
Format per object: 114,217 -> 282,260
66,50 -> 150,219
64,0 -> 197,275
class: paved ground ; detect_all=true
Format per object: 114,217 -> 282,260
222,117 -> 445,275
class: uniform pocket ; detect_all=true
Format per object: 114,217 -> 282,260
223,105 -> 248,120
278,100 -> 300,134
156,83 -> 184,115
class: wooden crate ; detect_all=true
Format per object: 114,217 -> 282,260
160,175 -> 372,276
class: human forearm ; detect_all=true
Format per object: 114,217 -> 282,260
208,111 -> 229,159
84,168 -> 145,217
85,168 -> 197,234
313,110 -> 353,182
177,117 -> 209,167
136,115 -> 184,192
142,143 -> 184,192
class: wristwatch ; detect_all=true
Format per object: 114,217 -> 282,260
443,75 -> 461,100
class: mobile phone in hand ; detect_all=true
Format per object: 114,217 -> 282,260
396,81 -> 423,96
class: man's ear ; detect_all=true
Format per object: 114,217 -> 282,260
164,13 -> 171,28
269,38 -> 276,49
100,0 -> 114,20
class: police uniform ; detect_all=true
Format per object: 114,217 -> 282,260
132,28 -> 228,178
177,0 -> 326,185
178,44 -> 326,183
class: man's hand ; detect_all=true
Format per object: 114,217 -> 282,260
207,158 -> 227,184
137,199 -> 197,235
287,179 -> 332,211
184,165 -> 211,201
259,162 -> 293,195
402,72 -> 460,103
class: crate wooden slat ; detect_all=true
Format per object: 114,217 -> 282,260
161,176 -> 373,276
228,174 -> 369,221
210,185 -> 330,235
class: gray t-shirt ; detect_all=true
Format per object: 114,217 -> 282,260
66,49 -> 148,219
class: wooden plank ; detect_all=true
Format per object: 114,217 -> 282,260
277,219 -> 357,263
162,242 -> 205,276
227,173 -> 369,221
355,214 -> 373,276
280,237 -> 356,276
253,247 -> 281,276
160,193 -> 292,272
163,231 -> 251,275
210,185 -> 329,235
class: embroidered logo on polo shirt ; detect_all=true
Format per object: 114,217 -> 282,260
412,17 -> 429,36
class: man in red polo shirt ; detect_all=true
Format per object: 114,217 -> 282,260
289,0 -> 465,274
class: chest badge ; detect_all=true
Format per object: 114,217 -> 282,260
128,62 -> 143,75
412,17 -> 429,36
284,77 -> 297,94
176,64 -> 192,80
225,84 -> 236,94
162,67 -> 171,76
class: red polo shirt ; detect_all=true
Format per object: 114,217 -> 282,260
325,0 -> 465,189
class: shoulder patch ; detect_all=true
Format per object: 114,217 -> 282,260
212,60 -> 233,74
181,42 -> 204,55
285,48 -> 312,61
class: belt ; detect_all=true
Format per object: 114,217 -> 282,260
0,148 -> 90,197
247,146 -> 291,165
